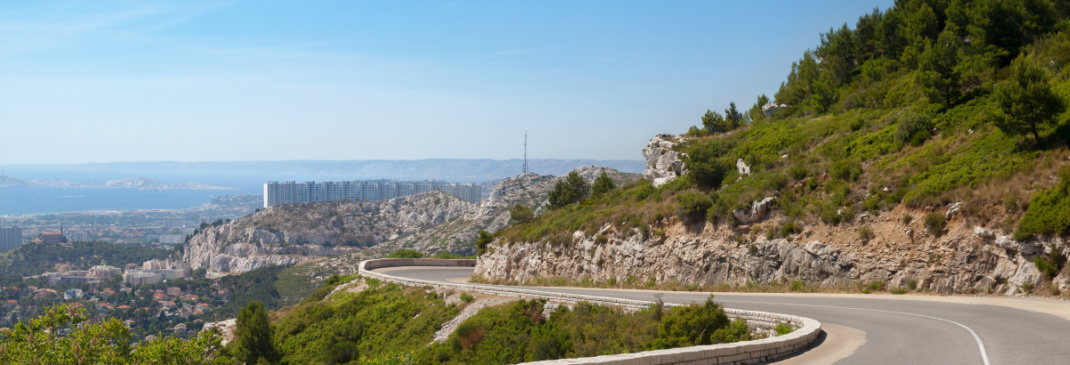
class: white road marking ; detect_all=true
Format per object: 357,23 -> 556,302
712,299 -> 991,365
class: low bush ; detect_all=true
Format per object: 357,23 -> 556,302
781,222 -> 802,237
865,281 -> 884,293
1015,168 -> 1070,241
460,293 -> 475,303
420,296 -> 750,364
895,113 -> 934,147
859,226 -> 876,242
789,164 -> 809,181
902,214 -> 914,225
924,212 -> 946,235
676,192 -> 713,224
1034,250 -> 1067,281
388,249 -> 423,259
775,322 -> 794,336
509,204 -> 535,223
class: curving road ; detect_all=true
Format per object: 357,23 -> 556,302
379,267 -> 1070,364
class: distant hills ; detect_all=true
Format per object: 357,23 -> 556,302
4,159 -> 646,184
0,175 -> 236,191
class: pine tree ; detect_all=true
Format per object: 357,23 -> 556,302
592,171 -> 616,196
993,58 -> 1066,142
236,301 -> 279,365
548,172 -> 589,208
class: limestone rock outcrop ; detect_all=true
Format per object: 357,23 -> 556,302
476,205 -> 1064,295
185,167 -> 643,278
642,134 -> 687,187
182,191 -> 473,277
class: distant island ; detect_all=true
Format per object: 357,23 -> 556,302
0,176 -> 236,191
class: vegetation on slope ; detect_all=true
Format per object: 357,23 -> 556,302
0,241 -> 171,277
420,296 -> 750,364
0,304 -> 225,364
493,0 -> 1070,248
265,277 -> 754,365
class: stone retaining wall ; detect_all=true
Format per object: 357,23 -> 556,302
359,259 -> 822,365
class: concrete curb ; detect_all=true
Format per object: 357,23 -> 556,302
360,258 -> 822,365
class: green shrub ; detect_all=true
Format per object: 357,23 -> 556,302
474,230 -> 494,256
895,113 -> 934,146
748,244 -> 758,254
460,293 -> 475,303
1015,168 -> 1070,240
863,195 -> 881,212
775,322 -> 794,336
907,279 -> 918,290
549,172 -> 589,208
902,214 -> 914,225
789,164 -> 809,180
891,288 -> 908,295
592,171 -> 617,196
865,281 -> 884,293
0,304 -> 223,364
789,280 -> 805,292
676,192 -> 713,224
924,212 -> 946,235
830,158 -> 864,182
387,249 -> 423,259
1034,250 -> 1067,281
595,234 -> 609,245
1021,282 -> 1035,294
509,204 -> 535,223
859,226 -> 875,242
781,222 -> 802,237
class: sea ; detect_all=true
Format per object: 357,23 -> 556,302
0,159 -> 646,216
0,187 -> 249,216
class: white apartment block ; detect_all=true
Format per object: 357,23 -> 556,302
264,180 -> 482,207
0,227 -> 23,250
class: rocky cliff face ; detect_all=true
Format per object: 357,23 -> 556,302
475,206 -> 1066,295
642,134 -> 687,187
183,167 -> 641,277
307,167 -> 641,276
182,191 -> 473,276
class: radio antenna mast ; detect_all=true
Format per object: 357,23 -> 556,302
523,132 -> 529,174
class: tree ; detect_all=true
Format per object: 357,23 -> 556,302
724,102 -> 744,129
0,304 -> 222,364
235,301 -> 279,365
591,171 -> 616,196
919,30 -> 961,108
748,94 -> 770,122
474,230 -> 494,256
701,110 -> 727,134
683,140 -> 734,190
993,57 -> 1066,142
548,172 -> 589,208
509,204 -> 534,223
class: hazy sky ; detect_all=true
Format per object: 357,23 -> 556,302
0,0 -> 893,165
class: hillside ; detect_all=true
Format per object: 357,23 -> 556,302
181,167 -> 640,277
479,0 -> 1070,296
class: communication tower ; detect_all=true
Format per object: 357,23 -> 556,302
523,133 -> 529,174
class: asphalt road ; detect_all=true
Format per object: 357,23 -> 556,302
381,267 -> 1070,364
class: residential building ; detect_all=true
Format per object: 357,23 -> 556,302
0,227 -> 22,250
264,179 -> 482,207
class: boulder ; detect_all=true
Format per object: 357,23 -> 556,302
736,159 -> 751,176
761,103 -> 787,117
642,134 -> 687,187
732,197 -> 775,224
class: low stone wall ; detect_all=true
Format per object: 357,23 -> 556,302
359,259 -> 822,365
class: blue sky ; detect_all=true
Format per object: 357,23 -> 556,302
0,0 -> 894,165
